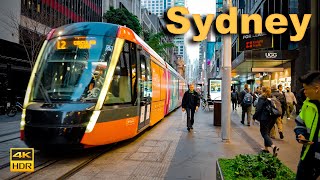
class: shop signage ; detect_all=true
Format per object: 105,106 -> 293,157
265,52 -> 278,59
251,67 -> 284,72
238,32 -> 273,51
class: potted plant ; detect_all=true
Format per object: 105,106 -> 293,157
217,153 -> 296,180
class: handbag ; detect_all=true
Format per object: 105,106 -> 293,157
266,98 -> 282,117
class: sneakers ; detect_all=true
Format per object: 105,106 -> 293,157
279,132 -> 284,139
273,146 -> 280,156
241,121 -> 244,125
187,127 -> 190,132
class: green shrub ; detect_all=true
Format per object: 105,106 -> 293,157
218,153 -> 296,180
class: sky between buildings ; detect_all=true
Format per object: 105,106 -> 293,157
185,0 -> 216,62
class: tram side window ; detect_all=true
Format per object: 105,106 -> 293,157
139,51 -> 152,99
104,43 -> 132,104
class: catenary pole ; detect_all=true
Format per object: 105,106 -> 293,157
221,0 -> 232,142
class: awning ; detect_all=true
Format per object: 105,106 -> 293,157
232,50 -> 299,76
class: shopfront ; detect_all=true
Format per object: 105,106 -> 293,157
231,49 -> 298,90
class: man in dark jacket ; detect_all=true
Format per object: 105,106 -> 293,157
270,84 -> 286,139
239,84 -> 253,126
182,83 -> 200,131
294,71 -> 320,180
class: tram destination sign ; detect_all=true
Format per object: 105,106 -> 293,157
238,32 -> 273,51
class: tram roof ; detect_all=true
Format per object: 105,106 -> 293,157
50,22 -> 119,38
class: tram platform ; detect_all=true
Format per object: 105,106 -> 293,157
66,107 -> 300,180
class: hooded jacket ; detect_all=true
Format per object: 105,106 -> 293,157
294,99 -> 320,161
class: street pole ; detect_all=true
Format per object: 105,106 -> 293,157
221,0 -> 232,142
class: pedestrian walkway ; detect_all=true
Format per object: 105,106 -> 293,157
232,109 -> 300,172
0,108 -> 301,179
68,107 -> 300,179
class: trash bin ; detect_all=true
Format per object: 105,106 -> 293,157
213,100 -> 221,126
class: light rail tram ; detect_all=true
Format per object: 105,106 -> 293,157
20,22 -> 187,149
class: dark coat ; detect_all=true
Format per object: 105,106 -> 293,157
182,90 -> 200,109
253,95 -> 271,121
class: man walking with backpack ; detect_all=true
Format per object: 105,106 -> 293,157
239,84 -> 253,126
231,89 -> 238,111
270,84 -> 286,139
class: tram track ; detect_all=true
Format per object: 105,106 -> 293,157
0,130 -> 20,144
0,137 -> 20,144
56,148 -> 112,180
1,145 -> 114,180
5,160 -> 59,180
0,131 -> 20,138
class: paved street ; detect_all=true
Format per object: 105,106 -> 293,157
65,107 -> 300,179
0,107 -> 301,179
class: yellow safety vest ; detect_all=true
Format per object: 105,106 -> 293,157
299,99 -> 319,160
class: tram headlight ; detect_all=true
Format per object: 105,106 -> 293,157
85,111 -> 100,133
20,109 -> 26,130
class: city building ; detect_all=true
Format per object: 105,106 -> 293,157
0,0 -> 103,100
213,0 -> 319,93
174,35 -> 184,57
164,0 -> 174,12
212,0 -> 223,79
141,0 -> 164,17
104,0 -> 141,21
198,41 -> 205,84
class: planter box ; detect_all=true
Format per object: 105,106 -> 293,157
216,160 -> 224,180
216,154 -> 296,180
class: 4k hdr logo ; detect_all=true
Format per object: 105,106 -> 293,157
10,148 -> 34,172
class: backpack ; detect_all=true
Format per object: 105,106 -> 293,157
231,92 -> 237,100
266,97 -> 282,117
243,92 -> 253,105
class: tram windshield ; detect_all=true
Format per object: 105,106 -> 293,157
31,36 -> 115,102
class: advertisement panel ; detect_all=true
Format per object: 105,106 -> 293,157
208,78 -> 222,101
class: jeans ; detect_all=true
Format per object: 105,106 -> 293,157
260,118 -> 277,147
186,108 -> 195,128
232,100 -> 237,110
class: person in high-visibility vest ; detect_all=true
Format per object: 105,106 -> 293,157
294,71 -> 320,180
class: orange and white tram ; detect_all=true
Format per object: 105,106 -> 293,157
20,22 -> 187,149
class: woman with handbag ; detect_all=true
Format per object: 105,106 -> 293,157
253,86 -> 280,156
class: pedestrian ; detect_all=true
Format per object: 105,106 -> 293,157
239,84 -> 253,126
294,71 -> 320,180
270,84 -> 286,139
285,87 -> 297,120
296,88 -> 306,115
182,83 -> 200,132
253,87 -> 261,107
231,89 -> 238,111
253,86 -> 279,156
278,84 -> 287,119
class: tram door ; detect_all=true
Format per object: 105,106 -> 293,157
138,54 -> 152,130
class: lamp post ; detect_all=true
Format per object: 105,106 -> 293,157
221,0 -> 232,142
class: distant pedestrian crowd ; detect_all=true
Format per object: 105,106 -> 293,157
232,71 -> 320,180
